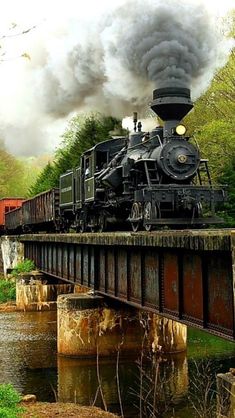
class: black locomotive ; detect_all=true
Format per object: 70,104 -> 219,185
59,87 -> 225,232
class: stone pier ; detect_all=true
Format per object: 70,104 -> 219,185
150,314 -> 187,353
57,293 -> 187,357
217,371 -> 235,418
16,272 -> 74,311
0,236 -> 24,276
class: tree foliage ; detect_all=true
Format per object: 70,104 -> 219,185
218,158 -> 235,226
183,13 -> 235,223
0,148 -> 41,198
29,113 -> 124,196
0,149 -> 25,197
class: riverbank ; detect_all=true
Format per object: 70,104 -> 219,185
0,301 -> 18,311
21,401 -> 119,417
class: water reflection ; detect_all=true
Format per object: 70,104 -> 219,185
0,311 -> 235,417
0,311 -> 57,401
57,352 -> 189,416
57,356 -> 133,408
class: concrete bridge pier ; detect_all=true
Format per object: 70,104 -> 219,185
150,314 -> 187,353
0,235 -> 24,276
16,272 -> 74,311
57,293 -> 187,357
217,371 -> 235,417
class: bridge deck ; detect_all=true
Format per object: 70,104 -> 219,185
21,229 -> 235,341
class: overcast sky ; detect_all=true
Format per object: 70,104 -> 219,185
1,0 -> 234,22
0,0 -> 234,157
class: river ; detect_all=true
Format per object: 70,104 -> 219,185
0,311 -> 234,417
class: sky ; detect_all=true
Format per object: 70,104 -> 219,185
0,0 -> 234,157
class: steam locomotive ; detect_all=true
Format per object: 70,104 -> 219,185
59,87 -> 225,232
4,87 -> 226,234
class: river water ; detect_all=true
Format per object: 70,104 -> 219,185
0,311 -> 235,417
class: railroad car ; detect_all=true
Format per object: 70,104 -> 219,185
5,189 -> 59,233
4,206 -> 23,233
0,198 -> 24,234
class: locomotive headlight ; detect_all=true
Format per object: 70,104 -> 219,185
175,124 -> 186,135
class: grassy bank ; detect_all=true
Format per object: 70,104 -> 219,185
0,260 -> 35,305
0,279 -> 16,304
0,384 -> 23,418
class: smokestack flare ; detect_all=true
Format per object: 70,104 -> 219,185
150,87 -> 193,137
151,87 -> 193,121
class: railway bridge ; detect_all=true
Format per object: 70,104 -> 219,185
20,229 -> 235,342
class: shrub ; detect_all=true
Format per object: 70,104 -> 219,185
0,281 -> 16,303
11,259 -> 35,277
0,384 -> 23,418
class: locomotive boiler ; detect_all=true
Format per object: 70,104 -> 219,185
59,87 -> 226,232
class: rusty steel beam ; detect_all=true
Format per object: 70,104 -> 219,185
21,230 -> 235,341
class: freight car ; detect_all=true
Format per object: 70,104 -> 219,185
5,189 -> 59,233
0,198 -> 24,234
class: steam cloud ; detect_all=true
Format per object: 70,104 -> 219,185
0,0 -> 233,156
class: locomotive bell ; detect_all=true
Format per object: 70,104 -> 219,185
150,87 -> 193,138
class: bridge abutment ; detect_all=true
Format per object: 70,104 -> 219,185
57,293 -> 187,357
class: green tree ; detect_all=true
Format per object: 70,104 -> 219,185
192,119 -> 235,181
218,158 -> 235,225
53,113 -> 123,177
184,13 -> 235,185
29,113 -> 124,195
0,149 -> 25,197
29,162 -> 56,196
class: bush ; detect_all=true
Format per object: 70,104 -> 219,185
0,281 -> 16,303
0,384 -> 23,418
11,259 -> 35,277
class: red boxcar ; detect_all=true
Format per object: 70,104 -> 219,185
0,198 -> 25,232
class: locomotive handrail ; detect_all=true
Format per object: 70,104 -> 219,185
127,133 -> 163,150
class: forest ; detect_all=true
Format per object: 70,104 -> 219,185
0,13 -> 234,223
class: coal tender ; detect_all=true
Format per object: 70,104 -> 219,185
59,87 -> 226,232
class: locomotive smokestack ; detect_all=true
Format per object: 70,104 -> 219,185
150,87 -> 193,137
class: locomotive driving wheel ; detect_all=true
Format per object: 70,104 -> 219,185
130,202 -> 142,232
143,201 -> 158,232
